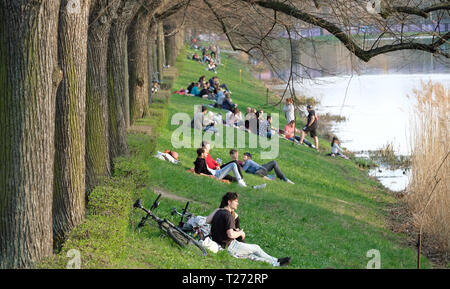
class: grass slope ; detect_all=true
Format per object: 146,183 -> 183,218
39,46 -> 430,269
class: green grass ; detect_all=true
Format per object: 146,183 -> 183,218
38,46 -> 431,269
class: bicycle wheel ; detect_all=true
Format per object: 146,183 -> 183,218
161,222 -> 207,256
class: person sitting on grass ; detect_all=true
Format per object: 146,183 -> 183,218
226,108 -> 243,127
299,105 -> 319,151
209,192 -> 291,266
284,120 -> 314,148
242,152 -> 294,184
193,106 -> 218,134
199,83 -> 211,99
222,92 -> 237,111
201,140 -> 221,170
220,149 -> 245,181
190,82 -> 201,97
331,136 -> 349,159
215,87 -> 226,108
207,59 -> 217,73
258,115 -> 274,139
194,148 -> 247,187
199,75 -> 206,85
186,82 -> 195,94
245,108 -> 257,133
192,53 -> 201,62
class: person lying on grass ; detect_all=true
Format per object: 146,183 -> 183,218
194,148 -> 247,187
209,192 -> 291,267
241,152 -> 295,184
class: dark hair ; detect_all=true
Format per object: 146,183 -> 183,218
219,192 -> 239,208
197,147 -> 205,156
201,105 -> 207,112
331,136 -> 339,147
289,120 -> 296,125
229,149 -> 237,155
267,115 -> 272,120
243,152 -> 252,159
201,140 -> 209,148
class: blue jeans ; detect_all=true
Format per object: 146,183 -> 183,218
204,126 -> 218,134
214,163 -> 242,181
289,136 -> 313,147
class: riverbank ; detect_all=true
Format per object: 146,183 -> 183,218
37,46 -> 434,269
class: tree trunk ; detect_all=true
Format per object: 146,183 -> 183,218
53,0 -> 90,245
148,25 -> 157,104
128,7 -> 152,124
0,0 -> 60,268
107,0 -> 141,160
85,0 -> 120,191
156,20 -> 166,80
164,21 -> 177,67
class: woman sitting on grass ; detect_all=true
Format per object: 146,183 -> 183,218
222,93 -> 237,111
226,108 -> 243,127
284,120 -> 314,148
207,59 -> 217,73
190,82 -> 201,97
331,137 -> 349,159
194,148 -> 247,187
245,108 -> 257,132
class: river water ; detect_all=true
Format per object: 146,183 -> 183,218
264,39 -> 450,191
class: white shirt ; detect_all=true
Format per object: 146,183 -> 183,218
284,104 -> 295,123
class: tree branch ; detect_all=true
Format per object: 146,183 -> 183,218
247,0 -> 449,62
381,2 -> 450,19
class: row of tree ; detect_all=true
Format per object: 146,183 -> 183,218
0,0 -> 185,268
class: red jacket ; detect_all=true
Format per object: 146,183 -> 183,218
205,154 -> 220,170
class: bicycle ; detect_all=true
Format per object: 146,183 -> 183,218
133,194 -> 207,256
171,201 -> 209,241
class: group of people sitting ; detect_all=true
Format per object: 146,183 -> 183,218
191,43 -> 220,73
193,141 -> 295,187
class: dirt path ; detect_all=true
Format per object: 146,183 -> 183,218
150,187 -> 209,206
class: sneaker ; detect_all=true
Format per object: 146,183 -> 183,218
285,178 -> 295,185
237,179 -> 247,187
278,257 -> 291,267
267,175 -> 276,180
253,183 -> 267,189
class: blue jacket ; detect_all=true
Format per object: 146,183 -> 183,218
242,159 -> 263,174
191,86 -> 200,96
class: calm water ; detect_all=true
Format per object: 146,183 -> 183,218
266,39 -> 450,191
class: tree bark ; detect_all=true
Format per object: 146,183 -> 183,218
0,0 -> 60,268
164,21 -> 177,67
156,20 -> 166,82
148,25 -> 157,104
85,0 -> 120,191
128,7 -> 154,124
107,0 -> 141,160
53,0 -> 90,245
